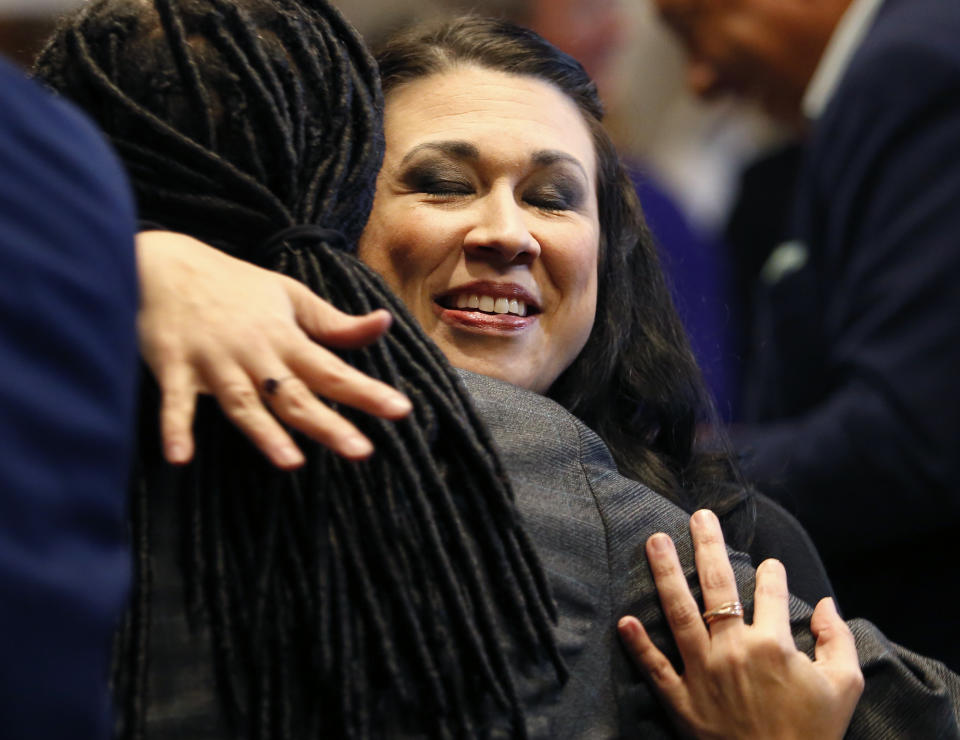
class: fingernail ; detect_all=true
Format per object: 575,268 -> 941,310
617,616 -> 635,633
342,435 -> 374,458
276,445 -> 305,467
648,533 -> 671,553
384,394 -> 413,416
692,509 -> 715,527
166,442 -> 188,463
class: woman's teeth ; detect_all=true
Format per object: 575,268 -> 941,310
454,293 -> 527,316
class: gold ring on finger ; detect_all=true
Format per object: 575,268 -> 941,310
702,600 -> 744,625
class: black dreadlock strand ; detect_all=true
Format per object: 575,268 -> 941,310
34,1 -> 564,737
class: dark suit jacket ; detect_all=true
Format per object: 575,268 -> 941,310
459,371 -> 960,738
735,0 -> 960,667
0,57 -> 138,740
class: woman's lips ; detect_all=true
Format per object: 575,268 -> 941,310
433,302 -> 536,332
433,281 -> 540,333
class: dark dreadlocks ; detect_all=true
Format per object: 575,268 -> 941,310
34,1 -> 563,737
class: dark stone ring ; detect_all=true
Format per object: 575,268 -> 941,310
262,376 -> 294,396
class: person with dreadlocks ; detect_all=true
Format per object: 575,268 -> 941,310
34,5 -> 960,739
34,2 -> 566,738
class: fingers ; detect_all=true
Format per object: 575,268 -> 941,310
618,616 -> 685,701
157,362 -> 199,464
752,558 -> 792,642
200,363 -> 307,469
258,374 -> 375,460
287,279 -> 393,348
690,509 -> 743,637
137,232 -> 409,467
646,532 -> 711,666
284,282 -> 412,419
287,341 -> 412,420
812,597 -> 866,714
811,598 -> 861,673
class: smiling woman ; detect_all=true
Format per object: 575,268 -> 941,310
368,17 -> 768,552
359,66 -> 599,392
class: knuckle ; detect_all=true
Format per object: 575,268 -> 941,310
150,332 -> 180,359
848,668 -> 866,694
648,555 -> 680,580
221,383 -> 261,414
646,655 -> 676,686
752,636 -> 791,665
668,600 -> 702,630
723,644 -> 750,671
144,329 -> 185,368
695,528 -> 724,548
277,384 -> 318,417
755,575 -> 789,600
698,564 -> 735,592
160,398 -> 192,422
315,358 -> 354,386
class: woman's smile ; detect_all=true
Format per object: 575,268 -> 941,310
357,66 -> 600,393
433,279 -> 540,333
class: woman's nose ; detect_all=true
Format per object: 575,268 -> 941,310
462,188 -> 540,265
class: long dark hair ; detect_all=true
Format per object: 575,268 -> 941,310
377,16 -> 755,545
35,2 -> 562,737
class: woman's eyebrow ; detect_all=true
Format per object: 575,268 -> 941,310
399,142 -> 588,179
400,140 -> 479,165
532,150 -> 588,179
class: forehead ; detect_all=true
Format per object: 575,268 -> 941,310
382,66 -> 597,178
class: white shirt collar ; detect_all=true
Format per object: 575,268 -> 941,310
802,0 -> 886,120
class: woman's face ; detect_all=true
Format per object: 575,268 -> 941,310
358,66 -> 600,393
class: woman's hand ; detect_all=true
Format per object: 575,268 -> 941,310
618,509 -> 863,740
136,230 -> 412,469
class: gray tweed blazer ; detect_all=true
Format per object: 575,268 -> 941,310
459,370 -> 960,739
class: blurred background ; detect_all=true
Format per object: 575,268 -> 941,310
1,0 -> 790,419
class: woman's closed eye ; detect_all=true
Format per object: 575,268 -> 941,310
422,179 -> 474,196
402,163 -> 474,197
525,177 -> 584,212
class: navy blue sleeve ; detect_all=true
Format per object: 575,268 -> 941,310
0,57 -> 138,740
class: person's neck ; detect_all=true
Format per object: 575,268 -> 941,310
776,0 -> 855,130
802,0 -> 886,120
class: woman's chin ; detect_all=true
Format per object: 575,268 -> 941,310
442,352 -> 555,395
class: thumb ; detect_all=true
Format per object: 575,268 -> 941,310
286,279 -> 392,348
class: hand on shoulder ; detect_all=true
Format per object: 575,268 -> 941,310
136,230 -> 412,468
619,509 -> 863,740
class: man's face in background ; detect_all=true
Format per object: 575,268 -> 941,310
651,0 -> 842,126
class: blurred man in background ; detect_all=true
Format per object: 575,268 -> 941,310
654,0 -> 960,669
